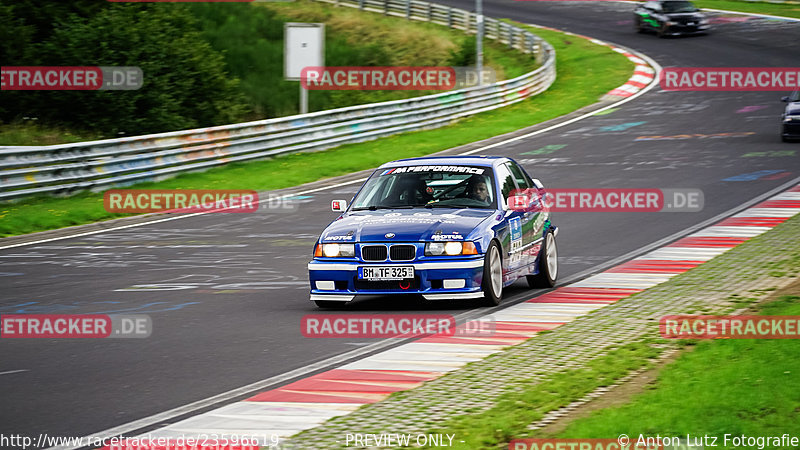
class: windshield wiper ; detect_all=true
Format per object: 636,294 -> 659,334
425,203 -> 487,209
351,205 -> 415,211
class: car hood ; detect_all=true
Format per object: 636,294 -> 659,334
320,209 -> 496,243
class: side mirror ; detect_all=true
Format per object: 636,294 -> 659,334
331,200 -> 347,212
782,96 -> 790,103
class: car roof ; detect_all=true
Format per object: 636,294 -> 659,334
378,155 -> 509,169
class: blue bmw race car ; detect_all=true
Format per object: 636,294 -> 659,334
308,156 -> 558,308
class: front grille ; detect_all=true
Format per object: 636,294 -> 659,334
361,245 -> 387,261
390,245 -> 416,261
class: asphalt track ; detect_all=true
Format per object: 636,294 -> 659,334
1,1 -> 799,444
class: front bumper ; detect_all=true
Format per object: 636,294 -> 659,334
308,257 -> 485,302
783,123 -> 800,139
665,23 -> 710,35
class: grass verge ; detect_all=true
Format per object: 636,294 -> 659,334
553,291 -> 800,447
696,0 -> 800,19
0,22 -> 633,238
427,341 -> 666,449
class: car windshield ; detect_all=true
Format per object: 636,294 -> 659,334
663,1 -> 699,12
351,166 -> 497,210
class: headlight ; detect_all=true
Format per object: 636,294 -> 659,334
426,242 -> 445,255
785,116 -> 799,123
666,21 -> 677,26
444,242 -> 463,256
315,243 -> 355,257
425,241 -> 478,256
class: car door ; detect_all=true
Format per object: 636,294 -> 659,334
505,161 -> 546,270
639,2 -> 661,30
494,162 -> 526,275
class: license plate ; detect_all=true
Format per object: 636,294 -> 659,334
359,266 -> 414,280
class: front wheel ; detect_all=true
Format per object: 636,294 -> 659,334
481,241 -> 504,306
527,230 -> 558,288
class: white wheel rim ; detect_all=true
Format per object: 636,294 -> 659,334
490,246 -> 502,298
546,233 -> 558,279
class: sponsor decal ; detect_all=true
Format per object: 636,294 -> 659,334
660,67 -> 800,91
431,234 -> 464,241
1,66 -> 142,90
660,315 -> 800,339
381,166 -> 486,175
509,216 -> 523,253
325,234 -> 354,241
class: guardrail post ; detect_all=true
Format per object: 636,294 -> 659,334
427,3 -> 432,21
535,37 -> 544,65
384,0 -> 388,15
405,0 -> 410,19
447,7 -> 452,28
508,27 -> 514,49
359,0 -> 364,9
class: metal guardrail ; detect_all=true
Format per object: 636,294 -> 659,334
0,0 -> 555,201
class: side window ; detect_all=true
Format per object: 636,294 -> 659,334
494,163 -> 519,204
506,162 -> 534,190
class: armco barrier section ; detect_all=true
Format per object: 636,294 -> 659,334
0,0 -> 555,201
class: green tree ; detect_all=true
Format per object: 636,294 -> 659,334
2,2 -> 249,135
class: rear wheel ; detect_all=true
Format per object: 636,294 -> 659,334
635,17 -> 645,33
481,241 -> 503,306
527,230 -> 558,288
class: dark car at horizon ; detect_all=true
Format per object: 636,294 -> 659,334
782,90 -> 800,142
634,0 -> 710,37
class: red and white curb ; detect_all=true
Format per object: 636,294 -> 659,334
604,46 -> 655,98
137,185 -> 800,445
532,25 -> 657,99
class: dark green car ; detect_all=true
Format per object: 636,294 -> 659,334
634,0 -> 710,37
